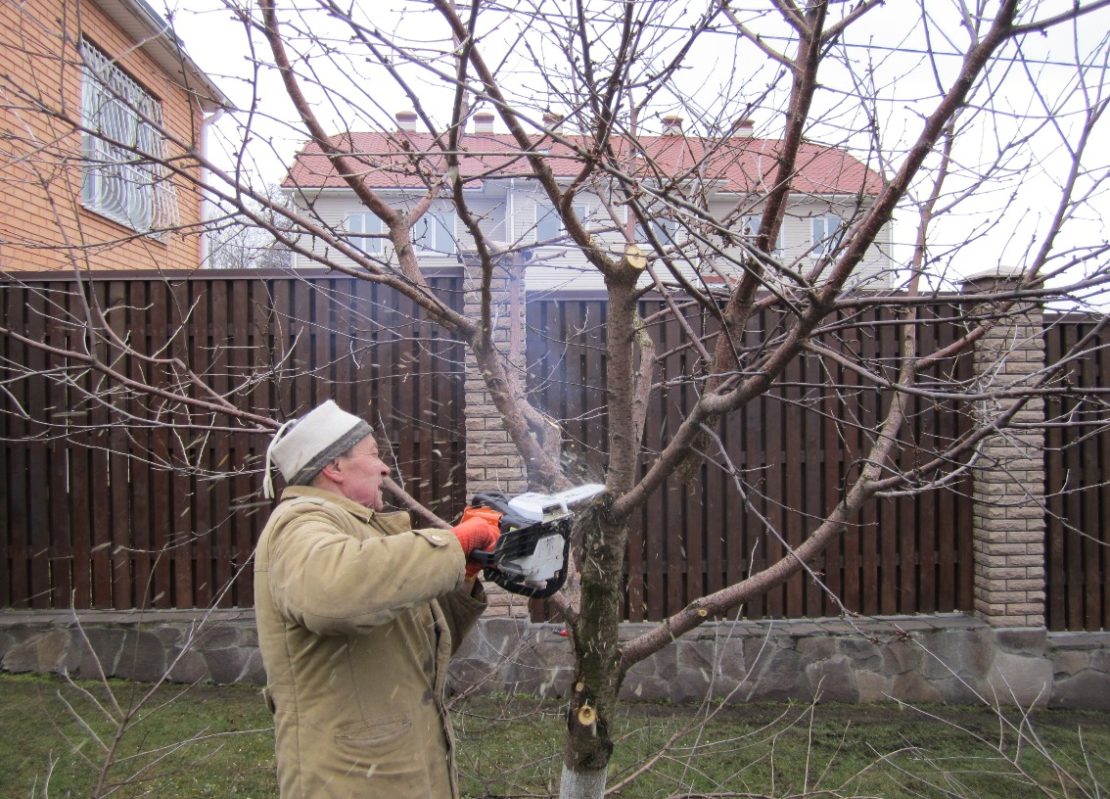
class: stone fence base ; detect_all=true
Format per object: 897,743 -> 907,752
1,610 -> 1106,710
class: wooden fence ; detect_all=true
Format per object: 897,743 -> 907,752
1044,315 -> 1110,632
527,297 -> 977,622
0,273 -> 1106,630
0,270 -> 467,610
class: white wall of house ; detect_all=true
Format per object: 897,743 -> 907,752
289,185 -> 893,292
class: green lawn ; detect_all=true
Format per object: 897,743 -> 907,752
2,673 -> 1107,798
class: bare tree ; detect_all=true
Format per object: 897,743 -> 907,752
2,1 -> 1110,797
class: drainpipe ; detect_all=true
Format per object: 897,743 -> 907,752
198,104 -> 227,270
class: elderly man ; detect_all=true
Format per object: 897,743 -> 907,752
254,400 -> 500,798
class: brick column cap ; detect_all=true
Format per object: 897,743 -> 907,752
961,264 -> 1028,288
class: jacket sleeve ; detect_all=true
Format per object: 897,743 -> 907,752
437,579 -> 488,654
266,506 -> 467,636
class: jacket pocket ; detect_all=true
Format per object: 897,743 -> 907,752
332,714 -> 412,754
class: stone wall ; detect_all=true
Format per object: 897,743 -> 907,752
3,610 -> 1106,710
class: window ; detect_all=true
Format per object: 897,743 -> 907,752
347,212 -> 383,255
635,214 -> 680,248
536,201 -> 589,244
810,214 -> 844,257
741,215 -> 784,255
80,39 -> 177,234
413,209 -> 456,254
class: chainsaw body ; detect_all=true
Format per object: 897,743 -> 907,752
465,484 -> 604,598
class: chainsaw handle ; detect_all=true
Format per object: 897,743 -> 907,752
469,548 -> 497,566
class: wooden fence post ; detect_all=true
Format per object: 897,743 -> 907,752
963,267 -> 1046,628
461,255 -> 531,618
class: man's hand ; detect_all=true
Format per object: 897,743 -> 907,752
451,517 -> 501,578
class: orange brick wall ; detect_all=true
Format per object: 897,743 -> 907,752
0,0 -> 207,271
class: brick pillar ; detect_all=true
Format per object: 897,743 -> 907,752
963,267 -> 1046,628
462,256 -> 531,618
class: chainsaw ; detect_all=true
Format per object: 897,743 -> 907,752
462,484 -> 605,598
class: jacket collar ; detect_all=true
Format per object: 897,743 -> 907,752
279,485 -> 403,528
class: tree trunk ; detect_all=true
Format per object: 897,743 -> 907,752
559,764 -> 608,799
558,500 -> 626,799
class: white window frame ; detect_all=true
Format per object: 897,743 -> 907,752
742,215 -> 784,256
412,208 -> 457,254
535,200 -> 589,245
79,38 -> 176,234
347,212 -> 383,255
810,213 -> 844,257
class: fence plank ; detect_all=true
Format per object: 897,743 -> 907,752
1101,331 -> 1110,631
5,286 -> 29,607
26,285 -> 51,608
148,279 -> 173,609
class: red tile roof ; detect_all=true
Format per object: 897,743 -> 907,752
283,130 -> 884,196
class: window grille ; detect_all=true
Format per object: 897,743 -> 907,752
80,39 -> 179,234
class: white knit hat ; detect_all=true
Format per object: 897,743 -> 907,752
262,400 -> 372,499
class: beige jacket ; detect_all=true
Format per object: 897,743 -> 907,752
254,486 -> 486,799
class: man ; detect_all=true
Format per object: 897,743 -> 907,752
254,400 -> 500,798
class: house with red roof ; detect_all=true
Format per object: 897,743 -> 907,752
282,111 -> 891,290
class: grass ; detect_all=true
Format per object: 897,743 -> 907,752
1,672 -> 1107,798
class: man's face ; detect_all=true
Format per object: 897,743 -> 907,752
335,435 -> 390,510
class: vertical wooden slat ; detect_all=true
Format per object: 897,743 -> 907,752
190,280 -> 214,609
5,285 -> 29,607
1099,324 -> 1110,630
1063,322 -> 1084,629
26,286 -> 51,607
213,279 -> 235,608
802,349 -> 823,617
862,310 -> 883,616
87,281 -> 113,607
935,303 -> 957,614
46,285 -> 73,608
741,317 -> 765,617
0,285 -> 9,608
644,314 -> 665,620
148,279 -> 173,608
229,278 -> 253,605
783,355 -> 804,618
821,319 -> 843,614
1079,321 -> 1100,630
103,281 -> 133,607
764,325 -> 784,618
917,317 -> 937,612
66,284 -> 93,609
169,279 -> 195,608
840,315 -> 862,615
663,319 -> 685,616
684,312 -> 705,608
128,279 -> 152,608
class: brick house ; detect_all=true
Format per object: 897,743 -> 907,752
282,112 -> 891,290
0,0 -> 227,271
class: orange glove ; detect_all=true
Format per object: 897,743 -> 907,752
451,516 -> 500,578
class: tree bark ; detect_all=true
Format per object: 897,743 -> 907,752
560,499 -> 626,799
